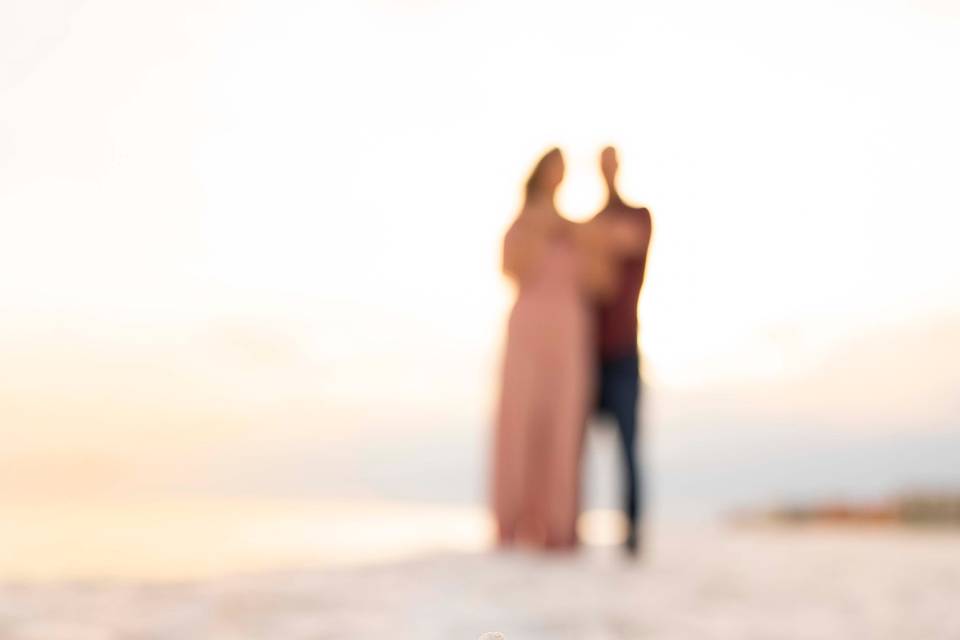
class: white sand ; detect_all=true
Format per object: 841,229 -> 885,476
2,524 -> 959,639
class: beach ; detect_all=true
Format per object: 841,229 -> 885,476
2,500 -> 959,639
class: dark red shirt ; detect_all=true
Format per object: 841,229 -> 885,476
595,203 -> 651,359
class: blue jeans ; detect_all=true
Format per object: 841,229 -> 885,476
596,353 -> 642,547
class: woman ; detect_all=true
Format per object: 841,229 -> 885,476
493,148 -> 642,549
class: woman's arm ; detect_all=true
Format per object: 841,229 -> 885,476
501,217 -> 535,283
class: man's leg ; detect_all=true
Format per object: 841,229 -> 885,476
607,354 -> 641,554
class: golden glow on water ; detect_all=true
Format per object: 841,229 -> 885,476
577,509 -> 629,547
0,499 -> 493,581
0,500 -> 635,581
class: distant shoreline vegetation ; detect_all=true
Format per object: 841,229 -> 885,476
731,491 -> 960,527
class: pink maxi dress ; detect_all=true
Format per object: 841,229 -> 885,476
493,225 -> 593,548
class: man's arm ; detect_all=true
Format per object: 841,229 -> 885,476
632,206 -> 652,258
604,206 -> 651,257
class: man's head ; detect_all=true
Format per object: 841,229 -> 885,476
600,146 -> 619,187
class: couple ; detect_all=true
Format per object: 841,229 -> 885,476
492,146 -> 652,555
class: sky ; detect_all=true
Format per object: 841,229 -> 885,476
1,0 -> 959,511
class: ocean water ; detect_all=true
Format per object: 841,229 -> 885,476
0,498 -> 492,581
1,499 -> 959,639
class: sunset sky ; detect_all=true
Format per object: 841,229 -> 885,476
2,0 -> 959,509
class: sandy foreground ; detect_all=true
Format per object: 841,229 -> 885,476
2,515 -> 960,640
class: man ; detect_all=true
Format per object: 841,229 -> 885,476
592,146 -> 652,555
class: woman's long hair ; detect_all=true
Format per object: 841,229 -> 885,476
523,147 -> 562,205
